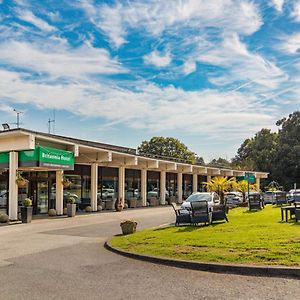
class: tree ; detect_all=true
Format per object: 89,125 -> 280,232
272,111 -> 300,189
137,137 -> 202,164
203,176 -> 235,204
233,129 -> 278,172
208,157 -> 231,168
233,180 -> 257,203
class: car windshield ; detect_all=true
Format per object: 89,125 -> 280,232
186,193 -> 211,202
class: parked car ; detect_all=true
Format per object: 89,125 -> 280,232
180,192 -> 220,214
263,191 -> 285,204
287,189 -> 300,202
224,192 -> 243,207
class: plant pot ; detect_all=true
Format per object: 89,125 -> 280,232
17,179 -> 28,188
105,199 -> 115,210
128,197 -> 137,208
149,197 -> 158,206
136,199 -> 143,208
120,220 -> 137,235
67,203 -> 76,217
21,206 -> 33,223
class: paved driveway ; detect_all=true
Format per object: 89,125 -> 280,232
0,207 -> 299,300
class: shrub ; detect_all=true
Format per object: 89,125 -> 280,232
66,196 -> 76,204
0,214 -> 9,223
85,206 -> 92,213
97,205 -> 102,211
23,198 -> 32,207
48,209 -> 57,217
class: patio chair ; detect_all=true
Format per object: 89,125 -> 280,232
212,204 -> 228,223
275,192 -> 287,206
248,194 -> 262,210
171,203 -> 191,225
190,201 -> 212,226
295,208 -> 300,222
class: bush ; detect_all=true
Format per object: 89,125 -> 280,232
85,206 -> 92,213
48,209 -> 57,217
66,197 -> 76,204
97,205 -> 102,211
23,198 -> 32,207
0,214 -> 9,223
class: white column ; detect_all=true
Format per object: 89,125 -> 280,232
91,163 -> 98,212
256,177 -> 260,192
193,173 -> 198,193
160,170 -> 166,205
56,170 -> 64,216
141,169 -> 147,206
8,151 -> 18,221
177,172 -> 183,203
118,166 -> 125,207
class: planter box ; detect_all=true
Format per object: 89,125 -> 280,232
105,199 -> 115,210
120,221 -> 137,235
128,197 -> 137,208
21,207 -> 33,223
167,196 -> 176,205
136,199 -> 143,208
149,197 -> 158,206
67,203 -> 76,217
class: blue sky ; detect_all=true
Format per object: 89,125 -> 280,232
0,0 -> 300,161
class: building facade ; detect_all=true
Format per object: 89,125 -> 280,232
0,129 -> 268,220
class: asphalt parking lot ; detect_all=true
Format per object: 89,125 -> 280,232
0,207 -> 299,300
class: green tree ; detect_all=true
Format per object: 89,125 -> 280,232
203,176 -> 236,204
233,129 -> 278,172
272,112 -> 300,189
137,137 -> 201,164
208,157 -> 231,168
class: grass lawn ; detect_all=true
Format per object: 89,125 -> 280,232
110,205 -> 300,266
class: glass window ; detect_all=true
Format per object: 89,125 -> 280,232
183,174 -> 193,198
0,171 -> 8,214
198,175 -> 207,192
147,171 -> 160,199
125,169 -> 141,200
166,172 -> 177,197
98,167 -> 118,202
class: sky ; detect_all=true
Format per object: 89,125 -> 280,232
0,0 -> 300,162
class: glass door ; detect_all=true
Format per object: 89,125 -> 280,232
36,181 -> 49,214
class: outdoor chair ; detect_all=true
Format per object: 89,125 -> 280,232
171,203 -> 191,226
212,204 -> 228,223
190,201 -> 212,226
275,192 -> 287,206
248,194 -> 263,210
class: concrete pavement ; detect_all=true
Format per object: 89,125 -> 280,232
0,206 -> 299,300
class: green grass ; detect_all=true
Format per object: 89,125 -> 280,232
110,206 -> 300,266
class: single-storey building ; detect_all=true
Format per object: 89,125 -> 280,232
0,128 -> 268,220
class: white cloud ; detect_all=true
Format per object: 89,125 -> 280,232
182,61 -> 197,75
0,40 -> 127,79
280,33 -> 300,54
144,51 -> 172,67
82,0 -> 262,48
0,69 -> 279,142
198,33 -> 285,88
291,0 -> 300,22
270,0 -> 284,12
16,9 -> 56,32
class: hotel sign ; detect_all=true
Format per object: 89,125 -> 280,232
19,146 -> 74,170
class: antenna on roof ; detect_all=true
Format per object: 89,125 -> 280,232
47,110 -> 56,134
13,109 -> 23,128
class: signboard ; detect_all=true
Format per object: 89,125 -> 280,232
0,152 -> 9,168
19,146 -> 74,170
236,173 -> 256,184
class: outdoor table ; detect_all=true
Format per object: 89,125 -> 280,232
281,206 -> 295,222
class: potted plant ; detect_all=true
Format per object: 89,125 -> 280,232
16,173 -> 28,188
120,220 -> 137,235
62,177 -> 72,188
21,198 -> 33,223
66,196 -> 76,217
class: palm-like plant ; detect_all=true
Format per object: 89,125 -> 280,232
203,176 -> 236,204
233,180 -> 257,202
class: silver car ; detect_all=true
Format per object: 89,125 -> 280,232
181,192 -> 220,214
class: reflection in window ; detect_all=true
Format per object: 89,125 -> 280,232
183,174 -> 193,198
125,169 -> 141,200
147,171 -> 160,199
198,175 -> 207,192
98,167 -> 118,201
166,172 -> 177,198
0,171 -> 8,214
